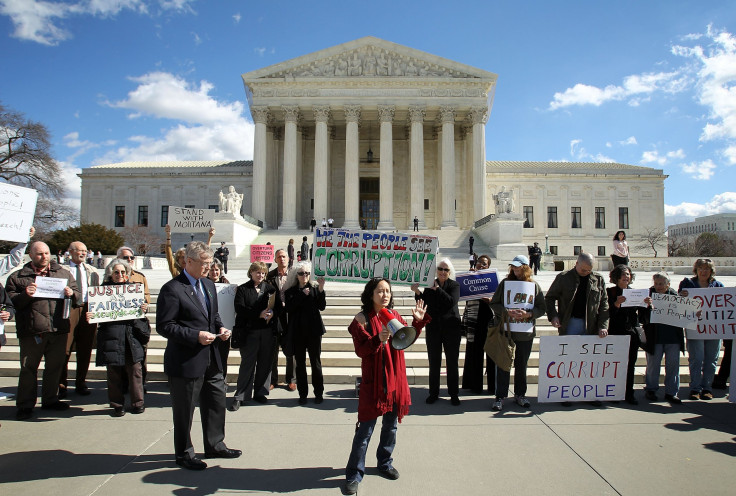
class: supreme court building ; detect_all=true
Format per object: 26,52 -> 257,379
79,37 -> 667,256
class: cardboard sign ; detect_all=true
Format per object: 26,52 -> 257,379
730,343 -> 735,404
621,288 -> 649,307
0,183 -> 38,243
684,287 -> 736,339
503,280 -> 536,333
312,228 -> 438,286
456,269 -> 498,301
650,292 -> 701,330
215,283 -> 237,330
537,335 -> 630,403
87,284 -> 146,323
33,277 -> 67,299
250,244 -> 275,263
168,206 -> 215,233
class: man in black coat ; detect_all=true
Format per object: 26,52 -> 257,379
214,242 -> 230,274
300,236 -> 310,262
156,241 -> 240,470
267,249 -> 296,391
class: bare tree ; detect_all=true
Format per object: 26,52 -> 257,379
120,225 -> 164,255
695,232 -> 727,257
635,227 -> 667,257
667,230 -> 691,256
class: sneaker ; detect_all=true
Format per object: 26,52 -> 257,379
689,390 -> 700,400
344,480 -> 359,495
701,390 -> 714,400
378,466 -> 400,480
645,390 -> 658,401
665,394 -> 682,404
515,396 -> 530,408
491,398 -> 503,411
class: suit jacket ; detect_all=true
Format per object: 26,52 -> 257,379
416,278 -> 462,332
156,272 -> 225,378
234,279 -> 278,333
71,261 -> 100,306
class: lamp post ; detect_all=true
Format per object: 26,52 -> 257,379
544,234 -> 550,255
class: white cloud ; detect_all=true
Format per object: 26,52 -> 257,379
680,159 -> 716,180
640,148 -> 685,165
619,136 -> 637,146
666,191 -> 736,224
192,31 -> 201,45
566,139 -> 616,163
723,145 -> 736,164
254,47 -> 266,57
57,160 -> 82,202
233,12 -> 241,23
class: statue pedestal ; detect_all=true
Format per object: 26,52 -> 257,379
474,215 -> 528,261
213,213 -> 262,257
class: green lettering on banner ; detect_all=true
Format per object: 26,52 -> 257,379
326,249 -> 338,277
313,247 -> 326,276
360,250 -> 371,279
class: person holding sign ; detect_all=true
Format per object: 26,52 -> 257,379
5,241 -> 81,421
343,278 -> 428,495
86,259 -> 150,417
678,258 -> 724,401
412,258 -> 462,406
489,255 -> 546,411
641,273 -> 685,404
165,224 -> 215,278
607,265 -> 649,405
0,226 -> 35,276
285,261 -> 327,404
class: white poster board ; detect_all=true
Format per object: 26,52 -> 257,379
215,283 -> 237,330
33,277 -> 67,299
537,335 -> 630,403
621,288 -> 649,307
684,287 -> 736,339
0,183 -> 37,243
730,343 -> 735,403
650,292 -> 701,330
503,280 -> 536,333
87,284 -> 146,323
168,206 -> 215,233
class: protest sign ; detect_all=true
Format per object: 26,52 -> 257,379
33,277 -> 67,299
621,288 -> 649,307
250,244 -> 275,263
730,344 -> 735,404
215,283 -> 237,330
168,206 -> 215,233
312,228 -> 438,286
650,292 -> 701,330
0,183 -> 38,243
503,280 -> 536,333
684,287 -> 736,339
87,283 -> 146,323
537,335 -> 629,403
456,269 -> 498,301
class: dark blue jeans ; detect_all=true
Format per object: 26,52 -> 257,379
345,408 -> 398,482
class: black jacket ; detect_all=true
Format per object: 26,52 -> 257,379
416,278 -> 461,332
285,283 -> 326,339
234,279 -> 279,333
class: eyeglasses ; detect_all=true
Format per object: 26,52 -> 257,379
437,267 -> 450,272
121,256 -> 134,261
112,270 -> 127,275
697,259 -> 712,263
297,272 -> 310,276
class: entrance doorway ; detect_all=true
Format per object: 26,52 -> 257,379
360,178 -> 379,230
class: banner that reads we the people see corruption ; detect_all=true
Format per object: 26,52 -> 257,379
312,228 -> 438,286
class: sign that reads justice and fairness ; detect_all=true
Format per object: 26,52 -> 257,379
537,335 -> 630,403
168,206 -> 215,233
87,284 -> 147,323
684,287 -> 736,339
312,228 -> 438,286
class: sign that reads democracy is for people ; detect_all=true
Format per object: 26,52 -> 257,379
537,335 -> 630,403
650,292 -> 701,330
456,269 -> 498,301
87,284 -> 146,323
312,228 -> 438,286
684,287 -> 736,339
168,206 -> 215,233
250,244 -> 275,263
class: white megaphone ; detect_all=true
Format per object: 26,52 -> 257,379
378,308 -> 418,350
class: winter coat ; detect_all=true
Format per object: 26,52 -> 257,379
544,267 -> 609,335
96,317 -> 150,366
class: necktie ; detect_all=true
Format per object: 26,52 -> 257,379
76,264 -> 85,303
196,280 -> 209,315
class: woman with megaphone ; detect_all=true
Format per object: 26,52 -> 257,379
343,278 -> 428,495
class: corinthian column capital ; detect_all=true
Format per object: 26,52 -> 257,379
344,104 -> 362,123
377,105 -> 395,123
468,106 -> 489,125
439,105 -> 456,124
408,105 -> 426,123
251,106 -> 270,124
313,105 -> 331,123
282,105 -> 300,123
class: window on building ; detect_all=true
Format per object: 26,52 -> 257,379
547,207 -> 558,228
424,199 -> 429,210
208,204 -> 218,212
598,245 -> 606,256
115,206 -> 125,227
571,207 -> 581,228
310,198 -> 314,210
523,206 -> 534,228
573,245 -> 582,255
595,207 -> 605,229
184,204 -> 195,208
619,207 -> 629,229
137,206 -> 148,227
549,245 -> 558,255
161,206 -> 169,227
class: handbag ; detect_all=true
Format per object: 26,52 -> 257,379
484,312 -> 515,372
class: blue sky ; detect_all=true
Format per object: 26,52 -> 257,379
1,0 -> 735,226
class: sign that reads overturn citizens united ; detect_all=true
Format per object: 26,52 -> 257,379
312,228 -> 438,286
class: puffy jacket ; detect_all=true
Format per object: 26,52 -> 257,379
96,317 -> 150,367
545,267 -> 609,335
6,261 -> 81,338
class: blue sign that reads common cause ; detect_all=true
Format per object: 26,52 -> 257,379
456,269 -> 499,301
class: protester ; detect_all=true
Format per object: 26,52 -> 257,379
0,227 -> 35,276
267,249 -> 296,391
343,278 -> 428,495
489,255 -> 546,411
165,225 -> 215,278
117,246 -> 151,388
412,258 -> 462,406
679,258 -> 724,400
88,259 -> 150,416
285,261 -> 326,404
461,255 -> 496,395
208,260 -> 229,284
6,241 -> 81,420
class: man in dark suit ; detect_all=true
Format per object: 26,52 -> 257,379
156,241 -> 241,470
267,249 -> 296,391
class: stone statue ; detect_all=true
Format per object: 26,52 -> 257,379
494,186 -> 514,215
218,190 -> 227,212
219,185 -> 244,218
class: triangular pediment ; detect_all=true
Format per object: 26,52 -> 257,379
242,36 -> 496,82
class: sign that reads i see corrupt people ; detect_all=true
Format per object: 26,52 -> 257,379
537,335 -> 630,403
0,183 -> 38,243
87,283 -> 146,323
312,228 -> 438,286
684,287 -> 736,339
168,206 -> 215,233
456,269 -> 498,301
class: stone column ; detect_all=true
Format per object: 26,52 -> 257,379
313,105 -> 330,224
280,105 -> 299,229
343,105 -> 361,229
469,106 -> 489,223
439,106 -> 457,228
377,105 -> 395,230
408,105 -> 426,229
251,106 -> 269,224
